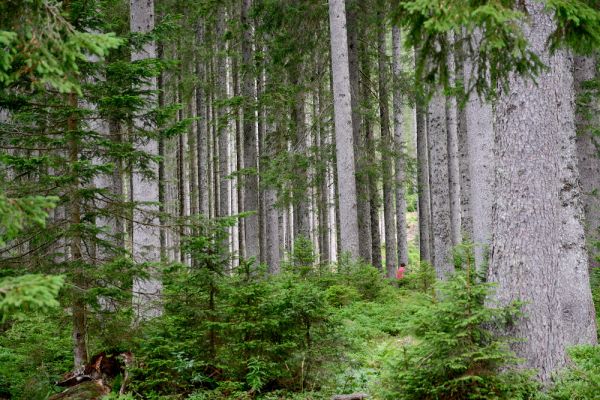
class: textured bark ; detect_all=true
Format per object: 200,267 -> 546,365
464,32 -> 494,270
415,96 -> 432,264
360,44 -> 381,269
348,1 -> 372,263
216,12 -> 229,226
454,33 -> 473,241
196,24 -> 210,217
130,0 -> 161,318
377,18 -> 397,278
328,0 -> 361,258
241,0 -> 259,261
427,92 -> 453,279
445,33 -> 462,247
392,26 -> 408,266
574,56 -> 600,271
292,86 -> 310,241
488,1 -> 597,381
67,93 -> 87,370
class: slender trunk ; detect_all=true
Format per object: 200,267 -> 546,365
488,1 -> 597,381
377,15 -> 397,278
348,1 -> 372,262
196,23 -> 210,217
392,26 -> 408,266
574,55 -> 600,272
445,32 -> 461,247
240,0 -> 259,261
415,66 -> 432,264
68,93 -> 87,369
454,31 -> 473,241
328,0 -> 361,259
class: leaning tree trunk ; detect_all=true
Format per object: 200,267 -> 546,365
487,1 -> 597,382
574,55 -> 600,272
328,0 -> 361,259
130,0 -> 161,319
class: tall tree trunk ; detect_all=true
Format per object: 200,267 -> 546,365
464,31 -> 494,270
348,1 -> 372,263
241,0 -> 259,261
130,0 -> 161,318
445,32 -> 461,247
216,10 -> 230,240
377,15 -> 397,278
360,39 -> 382,270
328,0 -> 360,259
392,26 -> 408,266
196,23 -> 210,217
427,91 -> 453,279
317,77 -> 331,264
488,1 -> 597,381
574,55 -> 600,272
291,77 -> 310,241
454,31 -> 473,241
415,94 -> 432,265
68,92 -> 87,369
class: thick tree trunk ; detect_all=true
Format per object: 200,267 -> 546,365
488,1 -> 597,381
427,92 -> 453,279
574,56 -> 600,272
392,27 -> 408,266
328,0 -> 361,259
130,0 -> 161,318
377,18 -> 397,278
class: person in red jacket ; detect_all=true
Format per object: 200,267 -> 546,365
395,263 -> 406,280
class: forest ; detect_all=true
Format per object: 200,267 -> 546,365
1,0 -> 600,399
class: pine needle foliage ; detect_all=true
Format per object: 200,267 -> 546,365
379,252 -> 541,399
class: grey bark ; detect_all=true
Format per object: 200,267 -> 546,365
216,11 -> 229,226
454,33 -> 473,241
415,94 -> 432,264
348,1 -> 372,263
464,31 -> 494,270
130,0 -> 161,318
377,18 -> 397,278
488,1 -> 597,381
445,33 -> 462,247
196,24 -> 210,217
328,0 -> 361,259
360,44 -> 382,269
427,92 -> 453,279
392,27 -> 408,266
574,55 -> 600,271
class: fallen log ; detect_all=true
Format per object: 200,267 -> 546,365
331,393 -> 369,400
